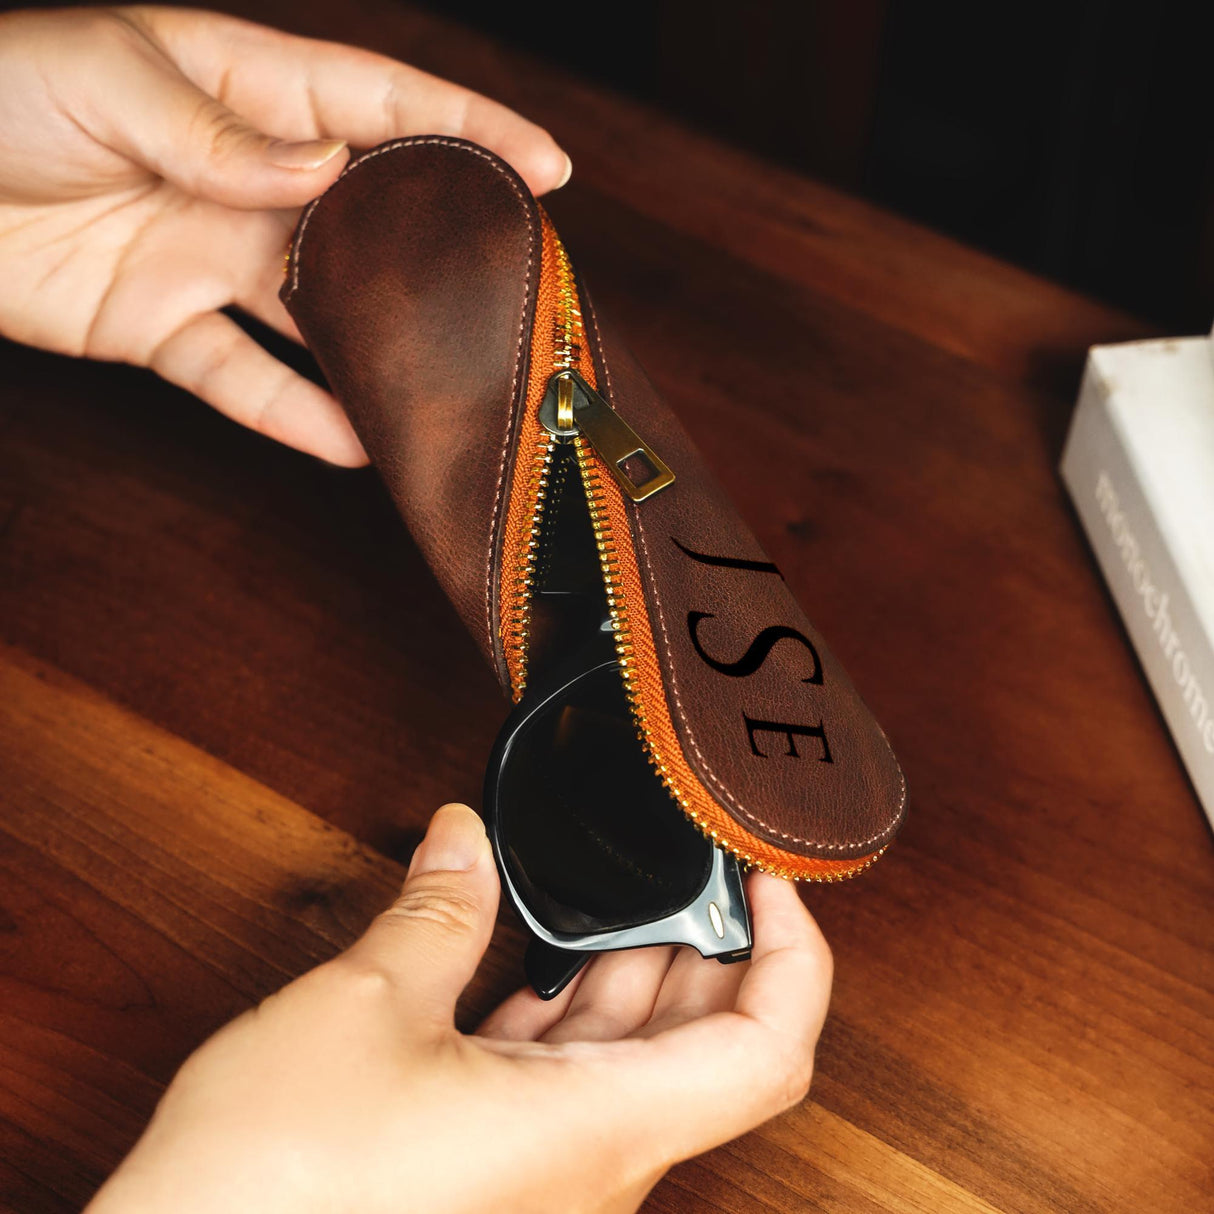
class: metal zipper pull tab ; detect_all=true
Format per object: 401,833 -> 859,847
539,369 -> 675,502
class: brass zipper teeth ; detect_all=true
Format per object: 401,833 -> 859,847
551,240 -> 583,370
503,436 -> 555,697
574,435 -> 634,686
503,227 -> 584,700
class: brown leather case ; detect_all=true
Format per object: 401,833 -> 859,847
282,137 -> 906,880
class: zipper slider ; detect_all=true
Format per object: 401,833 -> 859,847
539,370 -> 675,502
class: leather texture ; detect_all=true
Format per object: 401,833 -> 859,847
581,298 -> 906,859
283,137 -> 906,864
283,137 -> 539,681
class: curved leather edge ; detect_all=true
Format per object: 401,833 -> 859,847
282,137 -> 542,686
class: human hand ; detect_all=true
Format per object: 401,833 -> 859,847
87,803 -> 833,1214
0,7 -> 570,465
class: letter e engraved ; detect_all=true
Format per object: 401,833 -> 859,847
688,612 -> 824,684
744,716 -> 833,763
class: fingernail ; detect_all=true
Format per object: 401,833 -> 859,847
267,138 -> 347,171
555,152 -> 573,190
410,804 -> 488,875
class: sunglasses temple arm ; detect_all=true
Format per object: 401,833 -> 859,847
526,938 -> 591,1001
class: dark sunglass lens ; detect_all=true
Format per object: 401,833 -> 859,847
494,662 -> 713,936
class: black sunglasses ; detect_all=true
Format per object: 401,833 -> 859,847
484,636 -> 753,1000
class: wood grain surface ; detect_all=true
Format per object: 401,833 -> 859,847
1,3 -> 1211,1211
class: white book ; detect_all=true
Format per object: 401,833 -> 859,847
1061,337 -> 1214,830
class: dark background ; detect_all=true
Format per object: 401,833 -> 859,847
420,0 -> 1214,332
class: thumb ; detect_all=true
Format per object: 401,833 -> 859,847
346,804 -> 500,1022
98,28 -> 348,208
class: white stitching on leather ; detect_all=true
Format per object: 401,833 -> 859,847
283,136 -> 537,670
633,496 -> 906,851
484,192 -> 535,669
285,136 -> 522,300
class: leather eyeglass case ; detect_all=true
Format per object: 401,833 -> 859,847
281,136 -> 907,890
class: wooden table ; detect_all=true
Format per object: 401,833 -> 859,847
2,3 -> 1211,1211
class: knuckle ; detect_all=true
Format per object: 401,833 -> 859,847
323,954 -> 398,1003
815,934 -> 835,984
247,363 -> 295,435
788,1054 -> 816,1108
188,96 -> 254,162
379,880 -> 482,937
90,8 -> 139,43
557,1007 -> 626,1042
93,9 -> 159,62
379,68 -> 408,129
771,1040 -> 815,1111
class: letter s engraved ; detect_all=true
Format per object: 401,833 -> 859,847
687,612 -> 824,684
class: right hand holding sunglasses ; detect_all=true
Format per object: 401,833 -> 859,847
88,803 -> 833,1214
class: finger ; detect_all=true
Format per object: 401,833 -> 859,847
135,8 -> 571,196
476,969 -> 586,1043
540,946 -> 676,1045
348,61 -> 571,196
639,947 -> 749,1037
149,310 -> 367,466
229,206 -> 306,345
234,280 -> 306,346
93,12 -> 350,208
341,804 -> 501,1024
576,876 -> 833,1161
734,873 -> 833,1044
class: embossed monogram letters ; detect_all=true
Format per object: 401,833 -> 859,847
675,538 -> 833,764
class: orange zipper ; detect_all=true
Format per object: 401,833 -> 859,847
498,212 -> 883,882
499,216 -> 593,697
